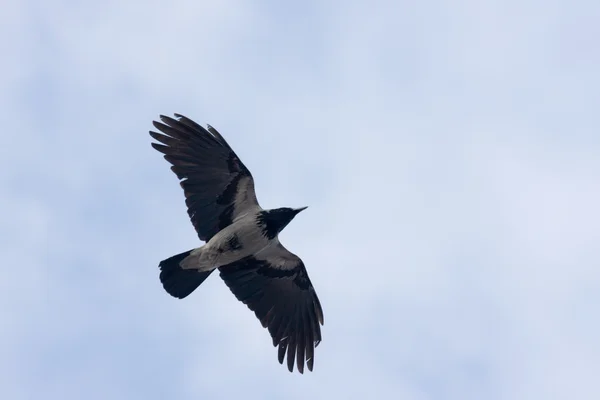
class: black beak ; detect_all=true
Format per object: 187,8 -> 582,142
294,206 -> 308,214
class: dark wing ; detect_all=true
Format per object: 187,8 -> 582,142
150,114 -> 260,241
219,241 -> 324,373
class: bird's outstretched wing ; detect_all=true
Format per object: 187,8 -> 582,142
150,114 -> 260,241
219,241 -> 324,373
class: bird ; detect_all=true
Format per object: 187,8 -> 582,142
149,114 -> 324,373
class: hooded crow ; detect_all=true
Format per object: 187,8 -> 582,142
150,114 -> 324,373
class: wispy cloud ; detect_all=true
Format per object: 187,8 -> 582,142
1,0 -> 599,399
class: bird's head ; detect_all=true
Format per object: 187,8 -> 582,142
259,206 -> 308,239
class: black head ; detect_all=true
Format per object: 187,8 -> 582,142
258,206 -> 308,239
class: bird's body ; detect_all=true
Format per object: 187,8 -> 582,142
149,114 -> 323,373
180,208 -> 302,272
180,211 -> 267,272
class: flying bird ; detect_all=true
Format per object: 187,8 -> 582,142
149,114 -> 324,373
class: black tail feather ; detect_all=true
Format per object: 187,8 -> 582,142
159,250 -> 214,299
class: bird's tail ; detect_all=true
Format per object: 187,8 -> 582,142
159,250 -> 214,299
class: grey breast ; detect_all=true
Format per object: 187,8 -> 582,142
206,212 -> 271,267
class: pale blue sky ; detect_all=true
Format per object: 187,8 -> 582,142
1,1 -> 599,399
